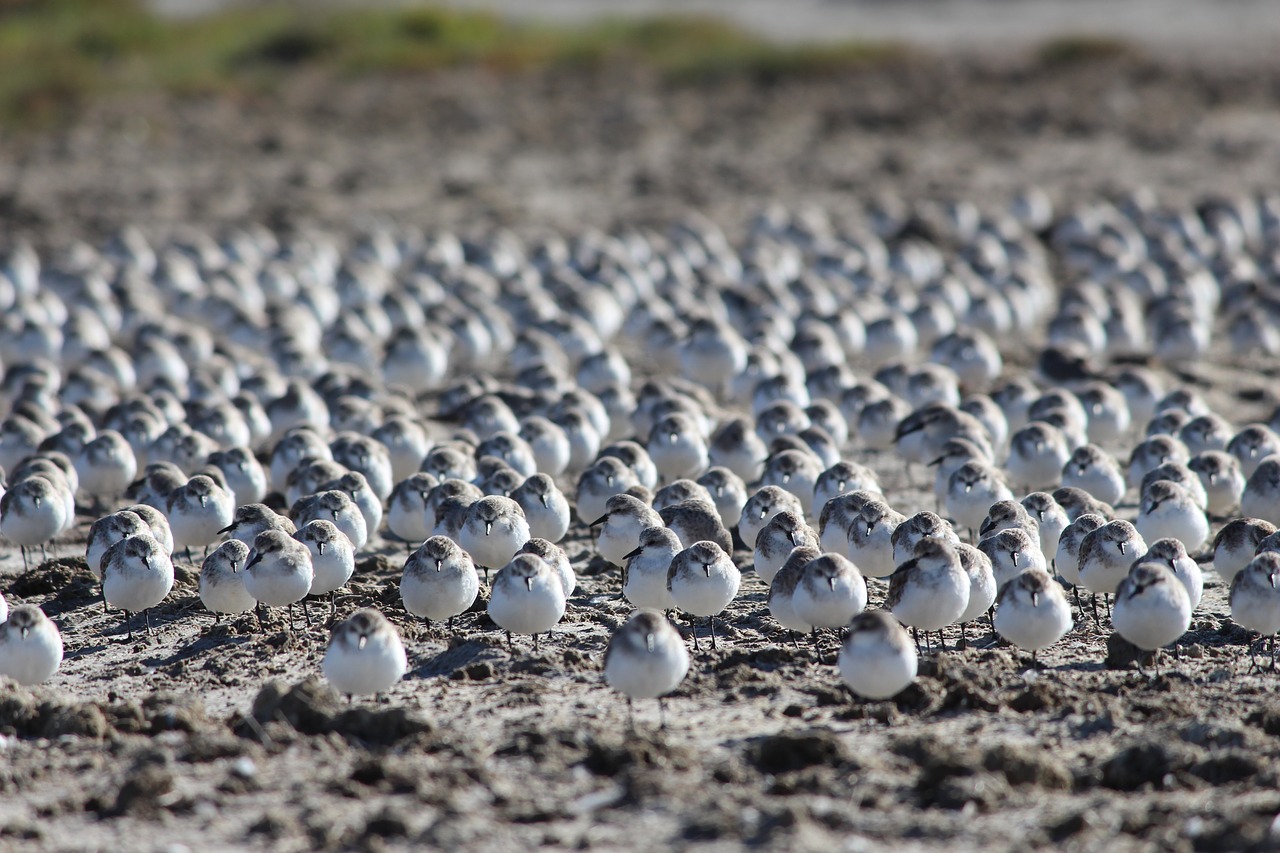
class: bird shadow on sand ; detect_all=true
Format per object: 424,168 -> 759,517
141,630 -> 254,669
410,638 -> 507,679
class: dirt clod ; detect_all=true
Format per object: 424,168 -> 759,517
747,730 -> 848,775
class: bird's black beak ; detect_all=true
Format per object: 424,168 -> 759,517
435,559 -> 443,572
485,521 -> 492,536
318,542 -> 326,555
828,576 -> 836,591
246,551 -> 262,569
358,634 -> 368,650
218,522 -> 236,534
1032,591 -> 1039,607
703,563 -> 711,577
21,627 -> 29,640
622,545 -> 644,560
525,576 -> 534,591
589,514 -> 608,527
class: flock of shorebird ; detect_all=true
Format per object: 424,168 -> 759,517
1,189 -> 1280,722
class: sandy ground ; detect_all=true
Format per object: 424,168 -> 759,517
2,53 -> 1280,852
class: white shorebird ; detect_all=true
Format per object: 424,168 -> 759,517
738,485 -> 805,550
244,529 -> 314,630
666,540 -> 740,650
978,499 -> 1038,542
847,500 -> 907,580
945,460 -> 1013,539
1212,518 -> 1277,584
886,539 -> 969,651
1230,552 -> 1280,669
838,610 -> 918,700
1112,562 -> 1192,673
697,466 -> 749,531
1060,444 -> 1126,507
218,503 -> 296,548
993,568 -> 1072,666
293,489 -> 369,551
1020,491 -> 1070,565
766,545 -> 823,640
74,429 -> 138,507
166,474 -> 234,562
791,552 -> 867,636
322,471 -> 383,540
622,526 -> 681,611
512,474 -> 571,544
400,535 -> 479,629
0,605 -> 63,685
652,479 -> 714,513
206,446 -> 269,507
753,510 -> 818,585
592,493 -> 664,568
1,476 -> 70,571
1139,538 -> 1203,611
1226,424 -> 1280,479
199,539 -> 257,621
575,457 -> 640,524
122,503 -> 174,557
1135,480 -> 1208,552
954,542 -> 997,645
1241,455 -> 1280,525
708,417 -> 768,483
488,553 -> 567,651
459,495 -> 530,580
647,412 -> 708,482
517,538 -> 576,599
979,526 -> 1047,588
520,416 -> 571,478
86,510 -> 150,581
659,498 -> 733,554
604,609 -> 690,729
760,449 -> 823,518
1054,511 -> 1105,594
295,519 -> 356,605
890,511 -> 960,569
1187,451 -> 1245,517
102,533 -> 175,640
386,472 -> 438,547
1078,519 -> 1147,621
1005,422 -> 1071,491
322,609 -> 408,698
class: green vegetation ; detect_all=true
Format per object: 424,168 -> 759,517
1036,34 -> 1137,66
0,0 -> 906,125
